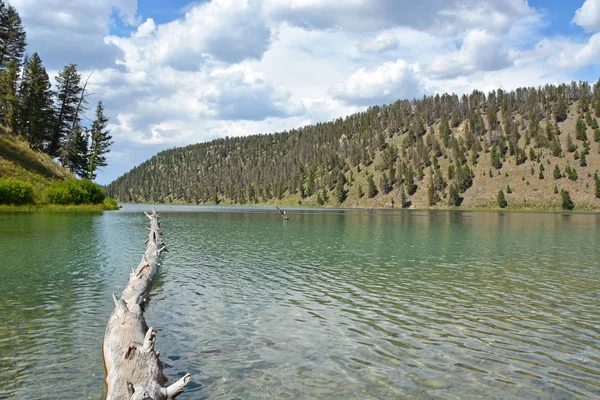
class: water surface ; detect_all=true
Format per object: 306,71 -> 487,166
1,206 -> 599,399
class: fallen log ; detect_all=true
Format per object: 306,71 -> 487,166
103,210 -> 191,399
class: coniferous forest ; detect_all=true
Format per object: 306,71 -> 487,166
107,81 -> 600,210
0,0 -> 112,180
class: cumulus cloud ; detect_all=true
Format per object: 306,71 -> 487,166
203,65 -> 306,120
357,33 -> 399,53
263,0 -> 532,33
330,59 -> 423,106
429,30 -> 513,79
573,0 -> 600,32
546,33 -> 600,69
109,0 -> 273,70
7,0 -> 137,69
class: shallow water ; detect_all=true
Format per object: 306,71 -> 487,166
1,205 -> 599,399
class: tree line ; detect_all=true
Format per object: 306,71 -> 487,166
0,0 -> 112,180
106,78 -> 600,210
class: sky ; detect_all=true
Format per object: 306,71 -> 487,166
6,0 -> 600,184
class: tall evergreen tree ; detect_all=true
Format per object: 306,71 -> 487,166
367,174 -> 378,198
427,180 -> 439,206
88,101 -> 113,180
497,189 -> 507,208
560,189 -> 574,210
555,95 -> 567,122
0,3 -> 27,67
0,59 -> 19,128
17,53 -> 54,149
60,123 -> 89,177
448,184 -> 460,206
51,64 -> 83,157
575,116 -> 587,141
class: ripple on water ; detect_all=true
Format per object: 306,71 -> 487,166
1,208 -> 599,399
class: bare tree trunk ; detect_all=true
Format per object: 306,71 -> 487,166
103,210 -> 191,399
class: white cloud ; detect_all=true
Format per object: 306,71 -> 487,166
203,65 -> 306,120
546,33 -> 600,69
357,33 -> 399,53
573,0 -> 600,32
111,0 -> 273,69
7,0 -> 138,69
429,30 -> 513,79
263,0 -> 532,33
330,59 -> 423,105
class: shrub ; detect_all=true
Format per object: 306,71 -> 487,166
560,189 -> 574,210
43,179 -> 105,205
103,197 -> 119,209
0,179 -> 35,205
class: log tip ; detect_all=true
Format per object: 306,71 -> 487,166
164,373 -> 192,398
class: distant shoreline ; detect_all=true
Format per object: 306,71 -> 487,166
113,201 -> 600,213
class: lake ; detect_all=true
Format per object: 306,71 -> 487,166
1,205 -> 599,399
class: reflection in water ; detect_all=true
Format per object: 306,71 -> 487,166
0,206 -> 599,399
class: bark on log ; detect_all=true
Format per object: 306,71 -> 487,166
103,210 -> 191,399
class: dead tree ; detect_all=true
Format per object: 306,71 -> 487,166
103,210 -> 191,399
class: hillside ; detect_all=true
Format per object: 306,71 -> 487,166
106,82 -> 600,211
0,129 -> 73,192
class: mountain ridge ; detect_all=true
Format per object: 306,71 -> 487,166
106,82 -> 600,211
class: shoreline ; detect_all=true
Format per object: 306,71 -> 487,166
114,201 -> 600,213
0,203 -> 120,212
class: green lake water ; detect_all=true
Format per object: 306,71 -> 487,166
1,205 -> 599,399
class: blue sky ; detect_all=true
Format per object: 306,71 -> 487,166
6,0 -> 600,184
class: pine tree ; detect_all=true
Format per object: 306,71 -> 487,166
0,4 -> 27,67
88,101 -> 113,180
17,53 -> 54,149
560,189 -> 574,210
51,64 -> 83,157
448,184 -> 460,206
567,134 -> 576,152
575,116 -> 587,141
555,95 -> 567,122
405,166 -> 417,195
580,151 -> 587,167
400,186 -> 409,208
0,59 -> 19,128
497,189 -> 507,208
367,175 -> 378,198
335,176 -> 346,203
427,180 -> 439,206
60,123 -> 89,177
379,172 -> 392,194
491,145 -> 502,169
553,165 -> 561,180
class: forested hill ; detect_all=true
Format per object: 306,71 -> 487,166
107,81 -> 600,210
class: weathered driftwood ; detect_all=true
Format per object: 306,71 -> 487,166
103,210 -> 191,399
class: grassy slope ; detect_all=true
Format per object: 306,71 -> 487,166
0,132 -> 118,210
181,103 -> 599,211
0,131 -> 74,195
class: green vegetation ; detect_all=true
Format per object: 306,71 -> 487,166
42,179 -> 104,205
561,190 -> 575,210
497,189 -> 507,209
0,134 -> 116,210
106,81 -> 600,212
0,2 -> 113,179
0,178 -> 33,204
